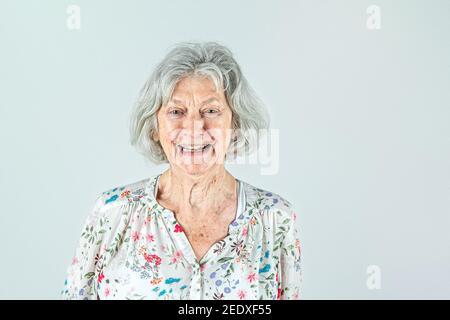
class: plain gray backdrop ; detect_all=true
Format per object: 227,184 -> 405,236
0,0 -> 449,299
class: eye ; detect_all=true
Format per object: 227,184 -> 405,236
168,109 -> 184,116
203,108 -> 219,114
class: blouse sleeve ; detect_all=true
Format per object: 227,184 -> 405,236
279,206 -> 302,300
61,195 -> 106,300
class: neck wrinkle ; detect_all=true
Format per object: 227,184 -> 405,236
156,167 -> 237,214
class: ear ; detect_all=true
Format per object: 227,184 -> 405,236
151,129 -> 160,142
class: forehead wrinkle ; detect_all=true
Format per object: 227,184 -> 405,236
169,96 -> 221,107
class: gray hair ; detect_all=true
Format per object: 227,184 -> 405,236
129,41 -> 270,164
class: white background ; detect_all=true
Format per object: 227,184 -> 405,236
0,0 -> 449,299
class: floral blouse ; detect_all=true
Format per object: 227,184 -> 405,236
61,173 -> 302,300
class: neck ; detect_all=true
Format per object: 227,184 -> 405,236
157,166 -> 236,214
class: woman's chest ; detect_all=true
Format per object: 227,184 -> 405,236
96,221 -> 281,300
180,219 -> 231,263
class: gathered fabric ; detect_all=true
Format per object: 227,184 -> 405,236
61,173 -> 302,300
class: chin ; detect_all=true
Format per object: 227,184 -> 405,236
177,163 -> 215,176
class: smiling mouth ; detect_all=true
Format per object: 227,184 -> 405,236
176,143 -> 213,154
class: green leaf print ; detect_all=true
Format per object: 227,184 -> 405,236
217,257 -> 233,264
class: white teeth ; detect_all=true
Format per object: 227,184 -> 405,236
177,144 -> 210,152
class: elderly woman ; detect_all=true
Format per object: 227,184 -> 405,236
61,42 -> 302,300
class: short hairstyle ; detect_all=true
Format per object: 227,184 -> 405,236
129,41 -> 270,164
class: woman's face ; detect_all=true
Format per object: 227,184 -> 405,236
155,76 -> 233,175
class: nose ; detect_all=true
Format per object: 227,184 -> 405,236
180,112 -> 206,143
183,111 -> 204,130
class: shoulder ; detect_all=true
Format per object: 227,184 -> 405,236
241,179 -> 297,223
96,175 -> 155,209
83,175 -> 156,227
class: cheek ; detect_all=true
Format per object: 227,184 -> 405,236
167,129 -> 181,142
207,127 -> 232,149
157,119 -> 181,144
207,116 -> 233,145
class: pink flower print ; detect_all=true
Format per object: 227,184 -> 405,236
97,272 -> 105,284
174,224 -> 183,233
247,272 -> 256,283
132,231 -> 140,242
144,253 -> 162,266
200,263 -> 207,272
293,211 -> 297,221
238,290 -> 246,300
71,256 -> 78,265
144,215 -> 152,226
295,239 -> 301,256
170,250 -> 183,264
276,273 -> 281,299
242,227 -> 248,236
146,233 -> 155,242
104,287 -> 110,297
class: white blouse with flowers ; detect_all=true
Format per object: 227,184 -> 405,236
61,173 -> 302,300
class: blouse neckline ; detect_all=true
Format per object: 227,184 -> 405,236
153,173 -> 246,221
142,173 -> 250,266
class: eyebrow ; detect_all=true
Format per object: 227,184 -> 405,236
170,97 -> 220,106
